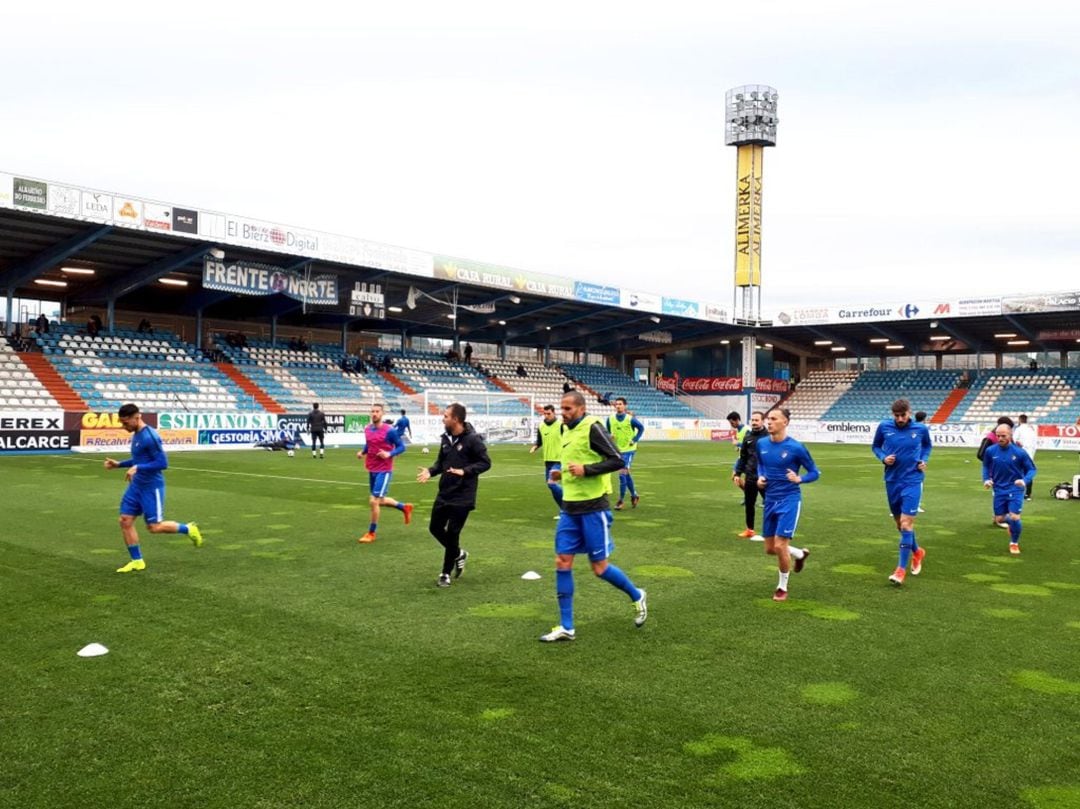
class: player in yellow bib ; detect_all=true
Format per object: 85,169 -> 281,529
530,404 -> 563,511
606,397 -> 644,510
539,391 -> 648,642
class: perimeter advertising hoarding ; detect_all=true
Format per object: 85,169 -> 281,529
81,190 -> 113,219
434,256 -> 574,299
662,298 -> 700,318
619,289 -> 662,314
173,208 -> 199,234
278,413 -> 347,434
573,281 -> 620,306
143,203 -> 173,232
13,178 -> 47,210
0,411 -> 75,452
1001,291 -> 1080,315
158,412 -> 279,430
112,198 -> 143,228
224,215 -> 321,256
80,429 -> 197,449
1037,423 -> 1080,451
66,412 -> 159,430
0,172 -> 12,207
47,184 -> 81,218
353,239 -> 433,277
774,298 -> 1005,326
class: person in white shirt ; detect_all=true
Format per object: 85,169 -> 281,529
1013,414 -> 1038,500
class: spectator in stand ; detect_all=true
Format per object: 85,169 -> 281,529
464,342 -> 473,364
516,363 -> 528,378
563,381 -> 573,394
35,313 -> 49,334
1029,358 -> 1038,370
137,317 -> 153,334
87,314 -> 102,337
958,370 -> 971,388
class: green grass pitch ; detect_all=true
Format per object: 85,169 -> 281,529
2,442 -> 1079,808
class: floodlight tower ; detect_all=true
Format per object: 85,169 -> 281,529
725,85 -> 778,326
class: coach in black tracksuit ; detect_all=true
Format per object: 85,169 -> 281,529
307,403 -> 327,458
416,403 -> 492,587
732,411 -> 767,536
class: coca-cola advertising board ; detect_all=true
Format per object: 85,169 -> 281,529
680,377 -> 743,394
755,378 -> 789,393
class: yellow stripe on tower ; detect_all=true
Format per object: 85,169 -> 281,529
734,144 -> 764,288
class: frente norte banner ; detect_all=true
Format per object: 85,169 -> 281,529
202,258 -> 339,305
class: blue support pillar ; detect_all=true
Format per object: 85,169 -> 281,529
106,299 -> 116,333
4,290 -> 12,336
195,310 -> 203,349
271,316 -> 277,346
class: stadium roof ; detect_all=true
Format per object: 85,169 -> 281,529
2,170 -> 1077,361
0,204 -> 739,354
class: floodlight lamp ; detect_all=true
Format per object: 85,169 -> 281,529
649,316 -> 661,324
509,295 -> 521,304
208,247 -> 225,260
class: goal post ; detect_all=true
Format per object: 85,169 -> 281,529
418,389 -> 537,444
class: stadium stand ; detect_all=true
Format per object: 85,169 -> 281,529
212,336 -> 403,412
948,369 -> 1080,424
822,370 -> 962,421
386,351 -> 532,415
0,341 -> 60,410
475,358 -> 576,410
779,370 -> 860,420
33,325 -> 259,412
559,363 -> 701,418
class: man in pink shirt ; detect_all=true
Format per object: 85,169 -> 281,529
356,403 -> 412,543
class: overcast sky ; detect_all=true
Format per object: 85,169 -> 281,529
3,1 -> 1078,314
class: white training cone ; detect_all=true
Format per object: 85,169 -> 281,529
521,571 -> 542,580
77,643 -> 109,657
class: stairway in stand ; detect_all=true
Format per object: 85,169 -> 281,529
20,353 -> 87,411
930,388 -> 968,423
379,371 -> 440,414
215,363 -> 286,413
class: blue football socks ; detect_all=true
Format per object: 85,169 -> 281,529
599,563 -> 641,602
556,569 -> 575,630
899,530 -> 915,569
